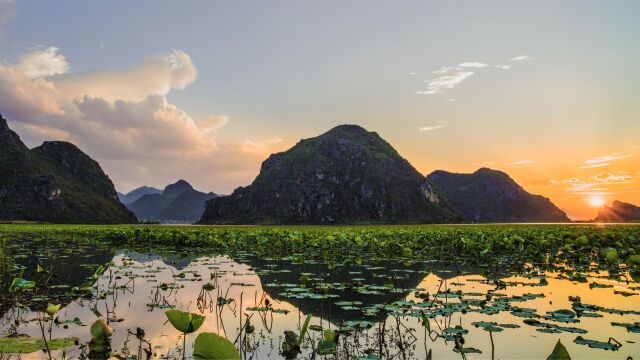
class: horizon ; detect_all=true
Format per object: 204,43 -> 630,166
0,0 -> 638,220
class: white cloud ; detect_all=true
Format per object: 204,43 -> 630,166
578,163 -> 609,169
593,173 -> 633,184
509,56 -> 531,62
567,183 -> 601,192
458,62 -> 489,68
578,154 -> 633,169
53,49 -> 197,103
505,160 -> 534,166
17,47 -> 70,79
416,56 -> 526,96
551,177 -> 581,185
198,115 -> 230,135
0,47 -> 281,193
417,69 -> 474,95
419,120 -> 447,133
0,63 -> 65,119
550,172 -> 635,197
584,154 -> 632,164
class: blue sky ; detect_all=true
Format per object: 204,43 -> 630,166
0,0 -> 638,219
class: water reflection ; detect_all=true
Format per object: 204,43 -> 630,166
0,240 -> 638,359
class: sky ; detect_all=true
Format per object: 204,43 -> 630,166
0,0 -> 638,220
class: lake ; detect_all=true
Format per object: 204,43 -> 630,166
0,225 -> 639,359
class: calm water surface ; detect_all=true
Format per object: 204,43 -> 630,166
0,237 -> 638,359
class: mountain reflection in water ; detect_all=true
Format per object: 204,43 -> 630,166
0,240 -> 638,359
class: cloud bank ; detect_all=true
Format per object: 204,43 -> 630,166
0,47 -> 280,193
552,171 -> 635,197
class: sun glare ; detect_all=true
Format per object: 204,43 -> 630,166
587,196 -> 606,208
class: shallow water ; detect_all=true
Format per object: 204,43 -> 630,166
0,237 -> 638,359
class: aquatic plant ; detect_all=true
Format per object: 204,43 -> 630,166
0,223 -> 638,358
165,309 -> 206,359
193,332 -> 239,360
547,339 -> 571,360
8,277 -> 35,292
88,319 -> 113,359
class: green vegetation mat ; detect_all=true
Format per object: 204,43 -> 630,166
0,224 -> 638,359
1,224 -> 639,268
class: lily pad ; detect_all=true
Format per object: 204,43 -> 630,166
193,332 -> 240,360
0,335 -> 79,353
9,278 -> 35,292
165,310 -> 205,334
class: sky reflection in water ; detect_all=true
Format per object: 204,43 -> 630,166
1,245 -> 639,359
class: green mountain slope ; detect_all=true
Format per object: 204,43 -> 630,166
0,114 -> 136,224
427,168 -> 569,223
200,124 -> 463,224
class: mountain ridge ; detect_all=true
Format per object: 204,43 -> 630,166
127,180 -> 218,222
0,114 -> 137,223
118,186 -> 162,205
595,200 -> 640,222
427,167 -> 569,222
200,124 -> 463,224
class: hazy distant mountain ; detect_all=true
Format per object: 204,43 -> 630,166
426,168 -> 569,223
0,113 -> 137,223
118,186 -> 162,205
200,124 -> 463,224
127,180 -> 218,222
595,201 -> 640,222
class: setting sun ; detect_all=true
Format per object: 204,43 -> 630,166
587,196 -> 606,208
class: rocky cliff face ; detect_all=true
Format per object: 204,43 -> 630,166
0,114 -> 137,223
200,125 -> 463,224
595,201 -> 640,222
427,168 -> 569,223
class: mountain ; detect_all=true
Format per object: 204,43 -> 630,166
426,168 -> 569,223
118,186 -> 162,205
200,124 -> 463,224
595,201 -> 640,222
0,114 -> 137,223
126,180 -> 218,222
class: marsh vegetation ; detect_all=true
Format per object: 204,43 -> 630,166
0,224 -> 638,359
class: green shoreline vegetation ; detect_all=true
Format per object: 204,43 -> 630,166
1,224 -> 639,267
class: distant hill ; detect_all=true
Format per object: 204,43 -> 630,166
200,124 -> 463,224
595,201 -> 640,222
0,113 -> 136,223
426,168 -> 569,223
127,180 -> 218,222
118,186 -> 162,205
